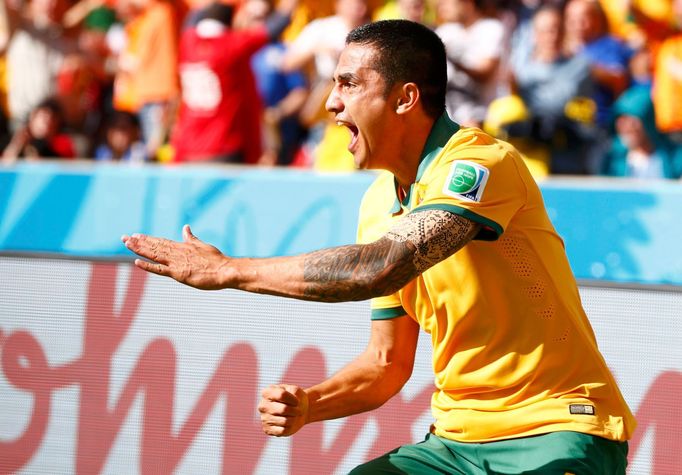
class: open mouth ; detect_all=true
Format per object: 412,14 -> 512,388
339,121 -> 359,152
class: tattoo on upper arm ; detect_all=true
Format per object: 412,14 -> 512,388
385,209 -> 479,273
301,210 -> 478,302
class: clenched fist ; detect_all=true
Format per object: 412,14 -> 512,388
258,384 -> 309,437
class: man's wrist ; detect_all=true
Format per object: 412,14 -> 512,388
302,388 -> 315,425
216,256 -> 238,289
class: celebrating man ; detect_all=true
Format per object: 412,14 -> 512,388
123,20 -> 634,474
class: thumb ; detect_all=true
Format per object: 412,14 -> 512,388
281,384 -> 307,403
182,224 -> 196,242
281,384 -> 300,395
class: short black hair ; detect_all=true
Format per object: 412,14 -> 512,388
346,20 -> 446,118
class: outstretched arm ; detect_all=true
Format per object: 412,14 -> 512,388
121,209 -> 480,302
258,315 -> 420,436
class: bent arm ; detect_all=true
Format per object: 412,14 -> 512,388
306,316 -> 420,422
258,315 -> 420,436
122,209 -> 480,302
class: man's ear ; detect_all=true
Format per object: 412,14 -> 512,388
396,82 -> 420,115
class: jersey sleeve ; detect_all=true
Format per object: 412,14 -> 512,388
413,130 -> 527,241
356,172 -> 407,321
370,296 -> 407,320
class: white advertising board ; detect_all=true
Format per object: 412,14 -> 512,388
1,257 -> 680,474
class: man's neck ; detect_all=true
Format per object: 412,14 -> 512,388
390,116 -> 436,190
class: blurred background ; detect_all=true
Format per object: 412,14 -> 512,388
1,0 -> 681,474
1,0 -> 682,178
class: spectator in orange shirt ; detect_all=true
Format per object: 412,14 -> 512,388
114,0 -> 179,160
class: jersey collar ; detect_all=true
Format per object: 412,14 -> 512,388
390,112 -> 460,214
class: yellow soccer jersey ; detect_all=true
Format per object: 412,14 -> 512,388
356,114 -> 636,443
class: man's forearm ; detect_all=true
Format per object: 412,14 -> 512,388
231,238 -> 416,302
124,211 -> 477,300
258,316 -> 418,437
304,351 -> 410,423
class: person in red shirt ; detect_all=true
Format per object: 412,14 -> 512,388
171,0 -> 299,164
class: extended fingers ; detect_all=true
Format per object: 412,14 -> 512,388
133,258 -> 170,277
123,233 -> 174,264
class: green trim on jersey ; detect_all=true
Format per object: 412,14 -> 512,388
416,114 -> 460,182
391,113 -> 460,214
390,177 -> 416,213
371,306 -> 407,320
411,204 -> 503,241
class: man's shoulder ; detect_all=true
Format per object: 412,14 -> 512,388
423,127 -> 520,181
441,127 -> 500,156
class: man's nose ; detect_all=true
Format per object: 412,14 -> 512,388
325,86 -> 343,114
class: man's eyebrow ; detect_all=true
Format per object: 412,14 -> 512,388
335,72 -> 359,83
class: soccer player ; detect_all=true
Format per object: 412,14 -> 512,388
122,20 -> 635,474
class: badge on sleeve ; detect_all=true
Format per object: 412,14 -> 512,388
443,161 -> 490,202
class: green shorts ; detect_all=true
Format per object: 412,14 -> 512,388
350,431 -> 628,474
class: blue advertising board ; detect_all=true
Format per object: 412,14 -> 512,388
1,163 -> 680,286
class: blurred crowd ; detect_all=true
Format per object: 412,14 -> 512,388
1,0 -> 682,179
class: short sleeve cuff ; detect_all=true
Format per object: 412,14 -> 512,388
371,306 -> 407,320
411,204 -> 503,241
